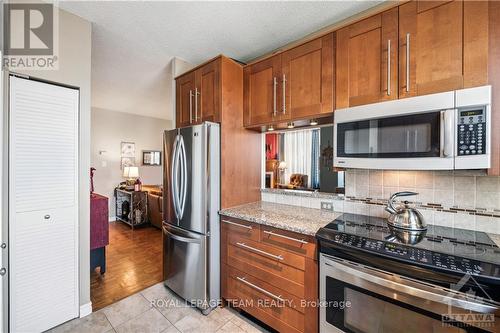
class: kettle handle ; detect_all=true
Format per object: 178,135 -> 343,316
386,191 -> 418,214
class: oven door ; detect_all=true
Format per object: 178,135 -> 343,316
320,254 -> 499,333
334,110 -> 455,170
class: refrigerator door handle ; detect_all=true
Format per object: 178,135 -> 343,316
178,135 -> 188,219
171,135 -> 181,219
163,225 -> 200,244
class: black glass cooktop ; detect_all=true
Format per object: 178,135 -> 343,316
317,214 -> 500,280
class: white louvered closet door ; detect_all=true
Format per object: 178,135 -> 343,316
9,76 -> 79,332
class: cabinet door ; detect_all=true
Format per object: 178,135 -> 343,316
399,1 -> 464,97
176,72 -> 196,128
244,55 -> 281,127
282,33 -> 334,120
195,60 -> 220,123
336,8 -> 398,108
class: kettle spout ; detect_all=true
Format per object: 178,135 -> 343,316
385,205 -> 398,215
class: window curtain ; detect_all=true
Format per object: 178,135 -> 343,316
283,130 -> 314,187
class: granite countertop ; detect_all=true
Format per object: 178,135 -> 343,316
219,201 -> 342,236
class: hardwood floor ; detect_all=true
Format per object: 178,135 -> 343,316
90,222 -> 163,310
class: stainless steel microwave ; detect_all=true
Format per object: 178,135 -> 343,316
333,85 -> 491,170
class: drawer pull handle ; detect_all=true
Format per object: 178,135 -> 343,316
236,242 -> 284,261
222,219 -> 252,230
263,230 -> 308,245
236,276 -> 285,302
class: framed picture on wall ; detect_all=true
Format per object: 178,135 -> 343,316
143,150 -> 161,166
121,142 -> 135,157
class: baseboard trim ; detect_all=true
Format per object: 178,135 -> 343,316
79,302 -> 92,318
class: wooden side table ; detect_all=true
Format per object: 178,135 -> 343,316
115,188 -> 148,229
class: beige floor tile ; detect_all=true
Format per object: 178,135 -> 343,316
217,321 -> 245,333
102,293 -> 152,327
157,301 -> 199,325
49,311 -> 112,333
174,307 -> 232,333
141,282 -> 175,303
115,308 -> 172,333
162,326 -> 181,333
231,314 -> 268,333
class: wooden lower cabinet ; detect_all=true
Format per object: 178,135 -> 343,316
221,216 -> 318,333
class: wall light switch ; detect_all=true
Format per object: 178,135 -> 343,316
321,201 -> 334,212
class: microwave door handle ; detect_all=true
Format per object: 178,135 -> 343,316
414,129 -> 418,151
441,110 -> 455,157
322,256 -> 497,314
406,130 -> 410,152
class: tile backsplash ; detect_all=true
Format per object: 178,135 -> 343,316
345,169 -> 500,212
261,169 -> 500,234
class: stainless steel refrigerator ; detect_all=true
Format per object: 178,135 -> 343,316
162,122 -> 220,314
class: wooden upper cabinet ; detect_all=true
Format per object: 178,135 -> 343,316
244,55 -> 281,126
176,71 -> 196,128
195,60 -> 221,123
336,8 -> 398,109
281,33 -> 334,120
399,1 -> 465,97
176,59 -> 221,127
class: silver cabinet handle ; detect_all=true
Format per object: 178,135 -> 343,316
189,90 -> 193,124
0,268 -> 6,276
236,242 -> 284,261
44,215 -> 50,220
387,39 -> 391,96
194,88 -> 200,122
406,33 -> 410,93
236,276 -> 285,302
263,230 -> 308,244
282,74 -> 286,114
273,77 -> 277,116
221,219 -> 252,230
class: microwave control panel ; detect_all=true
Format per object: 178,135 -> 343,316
457,108 -> 486,156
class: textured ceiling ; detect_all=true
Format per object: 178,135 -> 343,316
59,1 -> 383,120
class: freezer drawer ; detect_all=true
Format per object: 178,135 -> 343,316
163,223 -> 210,309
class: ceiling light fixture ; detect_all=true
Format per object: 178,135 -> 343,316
267,125 -> 274,131
287,122 -> 295,129
310,119 -> 318,126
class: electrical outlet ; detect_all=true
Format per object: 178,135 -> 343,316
321,201 -> 334,211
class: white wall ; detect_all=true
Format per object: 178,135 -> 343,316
7,8 -> 92,311
91,108 -> 172,218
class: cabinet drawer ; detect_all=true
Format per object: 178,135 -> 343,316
224,264 -> 305,333
220,216 -> 260,242
227,235 -> 305,297
228,234 -> 305,271
260,226 -> 317,259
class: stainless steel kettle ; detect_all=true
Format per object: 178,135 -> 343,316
385,191 -> 426,231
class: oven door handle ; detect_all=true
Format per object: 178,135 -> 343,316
321,255 -> 498,314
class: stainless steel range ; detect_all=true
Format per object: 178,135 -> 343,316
316,214 -> 500,333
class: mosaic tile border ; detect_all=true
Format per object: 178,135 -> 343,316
343,196 -> 500,218
261,188 -> 500,218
